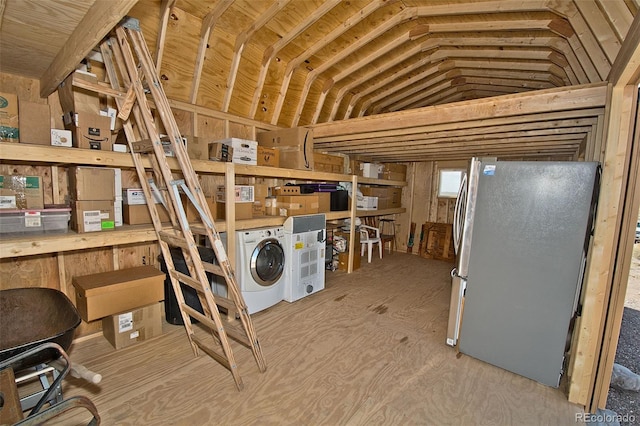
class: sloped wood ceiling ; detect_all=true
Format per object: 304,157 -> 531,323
0,0 -> 637,160
130,0 -> 635,125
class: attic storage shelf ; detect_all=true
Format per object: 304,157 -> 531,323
0,144 -> 406,261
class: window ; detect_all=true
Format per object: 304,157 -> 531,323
438,169 -> 464,198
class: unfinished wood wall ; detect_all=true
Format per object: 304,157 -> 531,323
0,72 -> 275,337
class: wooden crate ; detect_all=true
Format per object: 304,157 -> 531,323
419,222 -> 455,262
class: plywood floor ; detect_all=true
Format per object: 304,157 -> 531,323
53,254 -> 584,425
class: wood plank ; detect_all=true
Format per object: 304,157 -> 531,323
312,83 -> 607,139
39,0 -> 138,97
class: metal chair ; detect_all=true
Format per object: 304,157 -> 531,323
359,224 -> 382,263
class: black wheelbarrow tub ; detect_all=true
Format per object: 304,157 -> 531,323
0,288 -> 81,370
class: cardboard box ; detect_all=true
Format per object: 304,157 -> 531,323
19,101 -> 50,145
63,111 -> 112,150
51,129 -> 73,147
58,71 -> 100,116
265,197 -> 278,216
183,135 -> 207,160
251,184 -> 269,216
356,195 -> 378,210
0,92 -> 19,143
72,265 -> 165,322
212,138 -> 258,165
277,194 -> 319,216
314,152 -> 344,173
350,159 -> 364,176
382,163 -> 407,181
272,185 -> 300,195
338,250 -> 361,271
69,166 -> 115,201
180,194 -> 216,222
316,192 -> 331,213
102,302 -> 164,349
257,146 -> 279,167
360,186 -> 402,209
123,204 -> 170,225
122,188 -> 162,205
208,142 -> 233,162
71,200 -> 115,233
215,201 -> 253,220
216,185 -> 254,203
0,175 -> 44,209
256,127 -> 314,171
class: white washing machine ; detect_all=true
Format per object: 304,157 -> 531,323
283,214 -> 326,302
235,227 -> 286,314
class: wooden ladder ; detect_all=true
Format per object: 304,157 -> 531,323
95,17 -> 266,390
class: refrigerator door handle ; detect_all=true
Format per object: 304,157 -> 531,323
453,172 -> 467,255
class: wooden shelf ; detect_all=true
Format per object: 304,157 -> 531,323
1,145 -> 407,262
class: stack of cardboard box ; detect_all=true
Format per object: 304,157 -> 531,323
72,265 -> 165,350
69,166 -> 115,233
256,127 -> 314,171
59,71 -> 112,151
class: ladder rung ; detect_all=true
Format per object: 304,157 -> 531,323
191,335 -> 232,371
183,305 -> 251,348
170,270 -> 202,291
130,139 -> 155,153
202,260 -> 225,278
191,225 -> 208,235
158,230 -> 189,249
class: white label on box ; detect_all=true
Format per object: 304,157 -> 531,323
118,312 -> 133,333
113,144 -> 127,153
0,195 -> 17,209
123,188 -> 162,205
83,210 -> 102,232
51,129 -> 73,147
129,330 -> 140,340
100,107 -> 117,131
24,211 -> 42,227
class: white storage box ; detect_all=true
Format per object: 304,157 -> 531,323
362,163 -> 384,178
356,196 -> 378,210
0,207 -> 71,235
214,138 -> 258,165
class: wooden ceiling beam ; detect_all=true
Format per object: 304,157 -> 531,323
221,0 -> 290,112
189,0 -> 234,104
154,0 -> 175,71
271,0 -> 385,125
248,0 -> 342,119
315,108 -> 604,143
311,83 -> 607,139
39,0 -> 137,97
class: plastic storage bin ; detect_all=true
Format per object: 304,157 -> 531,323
0,208 -> 71,236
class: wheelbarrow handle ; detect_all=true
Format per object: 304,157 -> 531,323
51,359 -> 102,384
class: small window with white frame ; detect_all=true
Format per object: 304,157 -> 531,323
438,169 -> 464,198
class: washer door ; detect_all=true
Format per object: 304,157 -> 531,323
250,238 -> 285,287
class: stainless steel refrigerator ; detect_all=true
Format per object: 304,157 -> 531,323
446,158 -> 600,387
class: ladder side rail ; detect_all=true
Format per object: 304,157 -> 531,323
116,24 -> 246,389
101,36 -> 201,352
